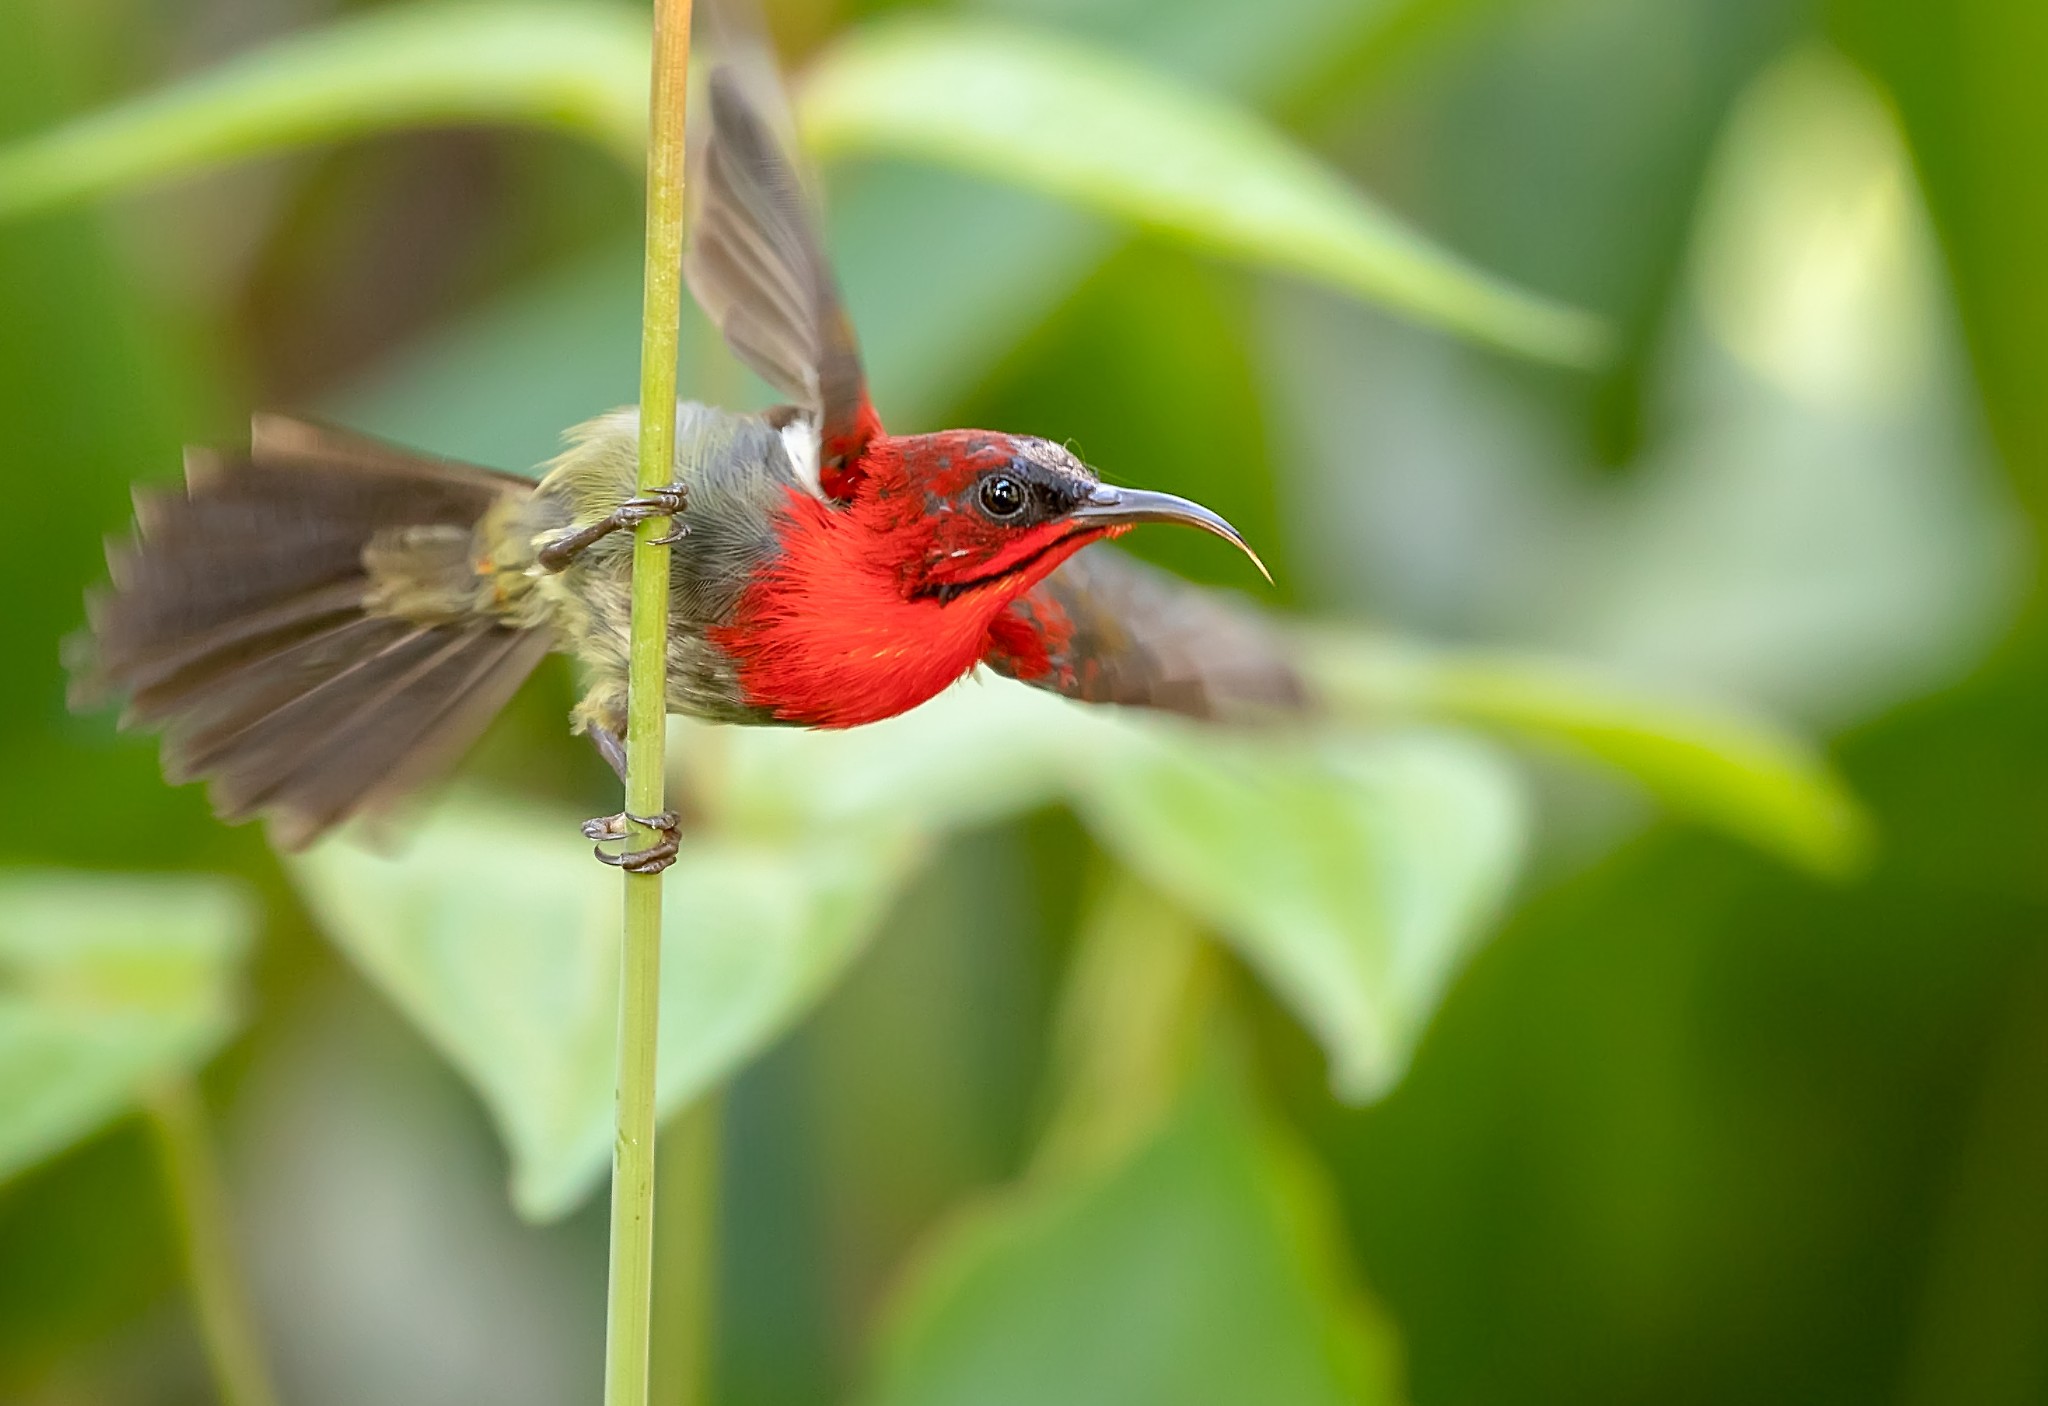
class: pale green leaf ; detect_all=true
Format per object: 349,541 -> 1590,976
694,674 -> 1119,838
1311,636 -> 1872,876
801,17 -> 1607,365
0,3 -> 649,223
864,1053 -> 1405,1406
1073,728 -> 1527,1102
289,795 -> 920,1220
0,871 -> 254,1183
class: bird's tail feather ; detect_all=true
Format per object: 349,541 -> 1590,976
71,417 -> 550,849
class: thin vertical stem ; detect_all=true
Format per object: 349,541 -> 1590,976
607,3 -> 691,1406
650,1097 -> 722,1406
143,1076 -> 279,1406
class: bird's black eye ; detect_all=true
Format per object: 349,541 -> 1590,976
979,474 -> 1027,519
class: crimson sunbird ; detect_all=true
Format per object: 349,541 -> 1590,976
72,58 -> 1304,873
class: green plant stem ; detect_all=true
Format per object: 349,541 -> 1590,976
606,4 -> 691,1406
651,1098 -> 721,1406
143,1076 -> 279,1406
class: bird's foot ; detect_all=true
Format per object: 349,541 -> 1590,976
537,484 -> 689,570
583,809 -> 681,875
622,484 -> 690,544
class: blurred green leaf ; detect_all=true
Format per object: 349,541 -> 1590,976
286,680 -> 1538,1213
0,3 -> 649,222
0,0 -> 223,861
0,3 -> 1599,365
0,872 -> 253,1184
289,796 -> 919,1220
1074,729 -> 1526,1103
841,0 -> 1434,423
1271,46 -> 2022,731
697,675 -> 1111,838
1558,50 -> 2023,722
804,18 -> 1605,367
1311,636 -> 1872,877
864,1050 -> 1405,1406
1833,0 -> 2048,529
713,668 -> 1848,1106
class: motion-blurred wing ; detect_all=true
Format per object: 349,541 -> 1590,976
983,547 -> 1309,720
686,65 -> 876,497
74,418 -> 550,850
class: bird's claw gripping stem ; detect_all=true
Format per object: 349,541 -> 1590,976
583,809 -> 681,875
537,484 -> 689,571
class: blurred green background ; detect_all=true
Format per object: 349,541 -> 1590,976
3,0 -> 2047,1403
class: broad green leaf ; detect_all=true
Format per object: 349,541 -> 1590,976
289,795 -> 919,1220
863,1053 -> 1405,1406
1074,728 -> 1527,1103
0,4 -> 1601,364
1310,635 -> 1872,877
0,4 -> 649,223
802,18 -> 1606,366
282,678 -> 1529,1212
0,872 -> 253,1183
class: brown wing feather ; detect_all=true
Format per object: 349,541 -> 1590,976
983,547 -> 1309,720
74,417 -> 550,849
246,414 -> 534,490
686,66 -> 875,488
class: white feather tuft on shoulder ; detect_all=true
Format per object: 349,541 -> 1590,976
778,414 -> 822,497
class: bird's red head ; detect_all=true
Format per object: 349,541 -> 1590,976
847,431 -> 1264,598
716,428 -> 1266,728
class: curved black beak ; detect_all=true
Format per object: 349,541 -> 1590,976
1070,486 -> 1272,584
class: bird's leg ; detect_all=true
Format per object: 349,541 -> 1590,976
588,722 -> 630,784
581,724 -> 679,874
536,484 -> 690,572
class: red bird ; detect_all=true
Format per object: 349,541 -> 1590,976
74,67 -> 1303,871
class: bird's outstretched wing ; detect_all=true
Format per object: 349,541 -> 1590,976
686,51 -> 877,498
983,547 -> 1309,720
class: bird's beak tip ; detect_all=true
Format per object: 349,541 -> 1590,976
1074,485 -> 1274,586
